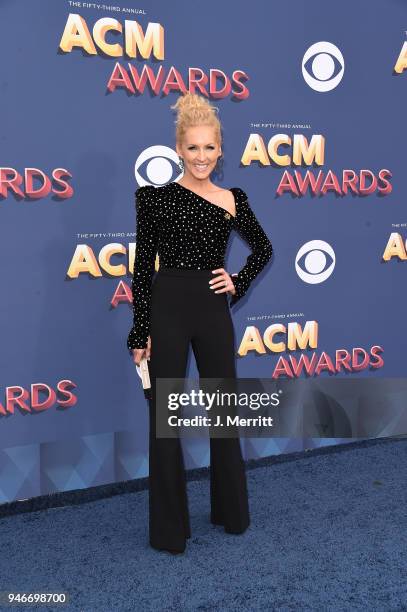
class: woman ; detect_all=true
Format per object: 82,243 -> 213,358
127,92 -> 273,555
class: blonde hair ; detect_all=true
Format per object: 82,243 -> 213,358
170,93 -> 222,146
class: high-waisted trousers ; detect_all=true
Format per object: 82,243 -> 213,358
147,267 -> 250,552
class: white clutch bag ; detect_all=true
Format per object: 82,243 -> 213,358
137,356 -> 152,400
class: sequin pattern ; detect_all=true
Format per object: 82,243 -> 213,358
127,181 -> 273,350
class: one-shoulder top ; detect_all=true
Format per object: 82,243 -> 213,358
127,181 -> 273,350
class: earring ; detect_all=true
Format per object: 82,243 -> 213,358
178,157 -> 184,172
215,155 -> 224,179
215,155 -> 224,172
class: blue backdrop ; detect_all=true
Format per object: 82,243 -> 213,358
0,0 -> 406,503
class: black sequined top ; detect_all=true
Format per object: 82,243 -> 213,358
127,181 -> 273,350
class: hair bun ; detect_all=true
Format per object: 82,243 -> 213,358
170,92 -> 221,145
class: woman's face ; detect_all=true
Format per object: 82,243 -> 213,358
176,125 -> 221,181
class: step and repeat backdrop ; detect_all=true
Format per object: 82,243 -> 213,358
0,0 -> 406,503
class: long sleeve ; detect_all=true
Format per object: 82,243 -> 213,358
229,188 -> 273,307
127,186 -> 159,351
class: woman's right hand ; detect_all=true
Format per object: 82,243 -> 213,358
132,335 -> 151,366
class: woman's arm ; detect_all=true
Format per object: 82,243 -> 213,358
229,188 -> 273,307
127,185 -> 159,351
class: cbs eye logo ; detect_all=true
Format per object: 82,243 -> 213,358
302,42 -> 345,92
295,240 -> 335,284
134,145 -> 183,187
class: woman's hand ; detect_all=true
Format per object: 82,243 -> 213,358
132,335 -> 152,366
209,268 -> 237,296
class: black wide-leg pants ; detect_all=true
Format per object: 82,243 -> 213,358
147,268 -> 250,552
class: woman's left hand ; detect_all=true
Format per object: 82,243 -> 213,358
209,268 -> 237,296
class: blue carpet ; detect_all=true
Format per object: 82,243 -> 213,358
1,439 -> 406,611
